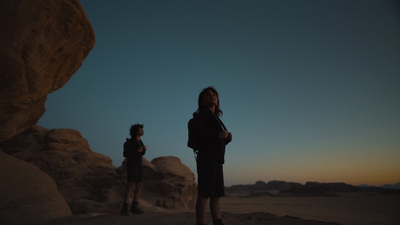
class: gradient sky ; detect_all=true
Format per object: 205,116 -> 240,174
38,0 -> 400,186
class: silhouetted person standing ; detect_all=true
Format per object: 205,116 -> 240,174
195,87 -> 232,225
121,124 -> 146,215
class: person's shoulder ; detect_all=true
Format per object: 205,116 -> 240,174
126,138 -> 138,145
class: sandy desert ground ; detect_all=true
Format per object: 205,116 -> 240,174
37,192 -> 400,225
221,193 -> 400,225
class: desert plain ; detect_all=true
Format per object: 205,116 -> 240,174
38,191 -> 400,225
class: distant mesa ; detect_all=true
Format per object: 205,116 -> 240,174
382,183 -> 400,190
226,180 -> 301,195
225,180 -> 400,197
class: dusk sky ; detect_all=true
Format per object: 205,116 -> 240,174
38,0 -> 400,186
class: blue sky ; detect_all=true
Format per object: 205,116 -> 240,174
38,0 -> 400,186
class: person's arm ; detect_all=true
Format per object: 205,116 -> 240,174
197,109 -> 227,145
225,132 -> 232,144
139,141 -> 146,156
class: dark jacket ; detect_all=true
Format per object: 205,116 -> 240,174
197,107 -> 228,164
124,138 -> 145,165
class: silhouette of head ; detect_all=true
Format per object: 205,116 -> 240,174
198,86 -> 223,116
130,124 -> 144,137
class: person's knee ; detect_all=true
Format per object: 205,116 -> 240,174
127,182 -> 135,189
210,197 -> 220,202
197,196 -> 209,203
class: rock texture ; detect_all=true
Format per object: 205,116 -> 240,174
0,0 -> 95,223
2,126 -> 198,214
0,0 -> 95,142
150,157 -> 197,208
0,150 -> 72,225
2,126 -> 125,214
119,156 -> 198,209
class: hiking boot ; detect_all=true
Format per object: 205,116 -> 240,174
213,219 -> 224,225
120,203 -> 131,216
130,201 -> 144,214
131,206 -> 144,214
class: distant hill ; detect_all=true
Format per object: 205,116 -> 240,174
225,180 -> 302,193
359,182 -> 400,190
226,180 -> 400,196
382,183 -> 400,189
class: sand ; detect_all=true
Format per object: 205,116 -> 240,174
221,193 -> 400,225
38,193 -> 400,225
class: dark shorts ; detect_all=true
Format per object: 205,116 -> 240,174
127,160 -> 143,183
196,158 -> 225,197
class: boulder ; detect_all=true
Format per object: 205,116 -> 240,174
0,0 -> 96,222
0,150 -> 72,225
2,126 -> 120,214
118,156 -> 197,209
149,156 -> 197,209
0,0 -> 95,142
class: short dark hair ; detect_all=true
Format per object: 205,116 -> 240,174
197,86 -> 223,116
130,124 -> 143,137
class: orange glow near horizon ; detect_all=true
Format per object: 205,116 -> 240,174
224,149 -> 400,186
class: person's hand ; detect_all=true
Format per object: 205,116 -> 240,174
218,130 -> 228,139
138,146 -> 146,153
227,132 -> 232,143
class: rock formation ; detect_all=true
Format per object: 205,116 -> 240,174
0,0 -> 95,142
0,1 -> 197,223
2,126 -> 198,213
119,156 -> 198,209
0,0 -> 95,223
225,180 -> 302,195
0,150 -> 72,225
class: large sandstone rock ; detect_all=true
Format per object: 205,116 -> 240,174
2,126 -> 120,214
0,0 -> 95,142
149,157 -> 197,208
0,150 -> 72,225
3,126 -> 198,214
119,156 -> 198,209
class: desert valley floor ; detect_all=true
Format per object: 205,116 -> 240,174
40,192 -> 400,225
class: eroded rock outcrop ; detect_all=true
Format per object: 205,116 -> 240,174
3,126 -> 198,214
0,150 -> 72,225
0,0 -> 95,142
2,126 -> 123,214
0,0 -> 95,223
118,156 -> 197,209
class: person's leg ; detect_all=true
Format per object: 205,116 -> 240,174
196,196 -> 209,225
133,182 -> 142,202
121,181 -> 135,215
130,182 -> 144,214
124,181 -> 135,203
210,163 -> 224,224
210,197 -> 221,220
